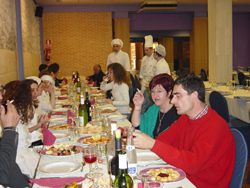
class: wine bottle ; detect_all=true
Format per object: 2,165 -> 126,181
77,78 -> 81,94
111,129 -> 122,177
113,152 -> 133,188
126,128 -> 137,176
78,93 -> 87,127
84,90 -> 91,122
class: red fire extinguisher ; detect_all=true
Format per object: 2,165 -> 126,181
45,39 -> 51,61
44,48 -> 51,61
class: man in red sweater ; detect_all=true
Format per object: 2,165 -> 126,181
133,75 -> 235,188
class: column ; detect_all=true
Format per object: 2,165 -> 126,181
208,0 -> 232,82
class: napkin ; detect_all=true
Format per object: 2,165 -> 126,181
58,96 -> 68,100
60,88 -> 66,92
67,110 -> 75,125
63,77 -> 68,84
48,112 -> 64,118
93,81 -> 97,87
43,124 -> 56,146
91,99 -> 95,105
117,127 -> 124,134
88,79 -> 93,84
30,177 -> 85,188
134,183 -> 144,188
234,96 -> 250,103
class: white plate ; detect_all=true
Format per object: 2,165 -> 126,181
38,161 -> 81,175
136,150 -> 165,166
39,132 -> 69,141
91,87 -> 99,90
97,106 -> 118,110
108,115 -> 127,120
51,108 -> 68,112
50,117 -> 67,123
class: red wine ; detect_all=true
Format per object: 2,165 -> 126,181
84,155 -> 97,163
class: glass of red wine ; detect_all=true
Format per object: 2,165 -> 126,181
83,145 -> 97,176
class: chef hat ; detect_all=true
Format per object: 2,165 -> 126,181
155,44 -> 166,57
40,75 -> 55,86
111,39 -> 123,48
144,35 -> 153,48
26,76 -> 41,85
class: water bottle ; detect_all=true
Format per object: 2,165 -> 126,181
126,127 -> 137,176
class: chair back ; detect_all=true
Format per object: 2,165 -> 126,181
238,72 -> 245,85
134,75 -> 141,90
230,128 -> 248,188
209,91 -> 232,127
130,74 -> 136,88
200,69 -> 208,81
199,72 -> 206,81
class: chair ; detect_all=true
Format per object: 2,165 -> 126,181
199,72 -> 206,81
200,69 -> 208,81
134,75 -> 141,90
209,91 -> 232,127
130,74 -> 136,88
229,128 -> 248,188
238,72 -> 245,85
129,85 -> 136,106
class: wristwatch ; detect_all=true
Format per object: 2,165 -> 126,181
4,126 -> 16,131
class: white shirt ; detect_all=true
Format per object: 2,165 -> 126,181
154,58 -> 171,76
139,54 -> 157,92
38,90 -> 52,114
100,81 -> 131,114
107,50 -> 131,71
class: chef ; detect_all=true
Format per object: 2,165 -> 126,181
153,44 -> 171,76
139,35 -> 157,93
107,38 -> 131,71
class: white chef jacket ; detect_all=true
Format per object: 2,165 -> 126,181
139,54 -> 157,93
107,50 -> 131,71
100,81 -> 131,114
154,58 -> 171,76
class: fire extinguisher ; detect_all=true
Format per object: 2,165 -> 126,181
44,48 -> 51,61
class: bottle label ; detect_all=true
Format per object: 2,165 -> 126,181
118,154 -> 127,169
79,116 -> 84,126
126,145 -> 135,151
77,87 -> 81,93
128,163 -> 137,175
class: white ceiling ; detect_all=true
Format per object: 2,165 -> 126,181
35,0 -> 250,5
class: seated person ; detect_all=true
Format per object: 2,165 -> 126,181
86,64 -> 105,87
132,73 -> 180,138
2,81 -> 40,178
100,63 -> 131,118
38,64 -> 48,73
48,63 -> 66,87
133,75 -> 235,188
0,82 -> 30,187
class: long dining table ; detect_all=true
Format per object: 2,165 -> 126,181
32,91 -> 196,188
204,81 -> 250,123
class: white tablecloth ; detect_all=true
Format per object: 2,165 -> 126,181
204,82 -> 250,123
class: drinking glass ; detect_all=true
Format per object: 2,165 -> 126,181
68,127 -> 76,141
232,80 -> 237,93
93,144 -> 103,171
44,81 -> 51,95
87,172 -> 103,188
137,173 -> 154,188
102,116 -> 111,135
84,145 -> 97,176
147,181 -> 163,188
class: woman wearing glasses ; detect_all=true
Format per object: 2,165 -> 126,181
132,74 -> 179,138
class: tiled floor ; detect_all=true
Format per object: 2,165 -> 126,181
243,158 -> 250,188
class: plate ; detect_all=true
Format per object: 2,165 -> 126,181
236,85 -> 245,89
108,115 -> 127,120
38,161 -> 81,175
77,135 -> 111,145
49,117 -> 67,124
49,124 -> 70,132
51,108 -> 68,112
91,87 -> 99,90
41,145 -> 83,157
139,167 -> 186,183
218,91 -> 232,96
98,107 -> 118,115
137,150 -> 161,164
217,82 -> 226,86
39,132 -> 69,142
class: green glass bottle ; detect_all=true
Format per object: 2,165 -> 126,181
113,152 -> 133,188
79,93 -> 87,127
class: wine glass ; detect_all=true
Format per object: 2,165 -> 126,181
137,173 -> 154,188
83,145 -> 97,176
87,171 -> 103,188
232,80 -> 236,93
92,143 -> 103,171
147,181 -> 163,188
102,116 -> 111,135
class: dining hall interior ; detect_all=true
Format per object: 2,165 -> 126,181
1,0 -> 250,187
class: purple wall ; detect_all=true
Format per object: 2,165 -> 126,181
129,13 -> 193,31
233,13 -> 250,70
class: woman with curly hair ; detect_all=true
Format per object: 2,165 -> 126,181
2,80 -> 40,178
100,63 -> 131,117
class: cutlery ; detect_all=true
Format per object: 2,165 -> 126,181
81,161 -> 86,172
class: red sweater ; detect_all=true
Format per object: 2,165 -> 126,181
152,107 -> 235,188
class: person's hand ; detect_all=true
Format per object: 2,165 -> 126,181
133,132 -> 155,149
102,76 -> 109,82
0,100 -> 20,128
105,99 -> 113,104
45,85 -> 55,93
133,91 -> 144,107
39,114 -> 49,126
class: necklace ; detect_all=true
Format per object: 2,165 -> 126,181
157,110 -> 167,134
